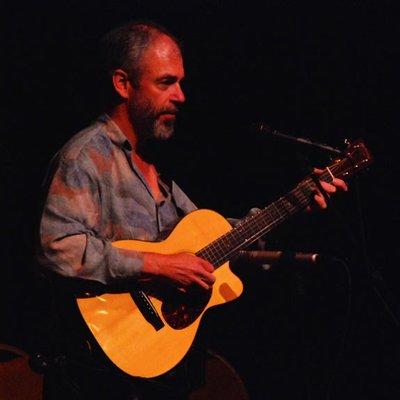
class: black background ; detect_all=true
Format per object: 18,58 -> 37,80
2,1 -> 400,399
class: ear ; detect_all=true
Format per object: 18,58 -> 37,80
112,69 -> 132,99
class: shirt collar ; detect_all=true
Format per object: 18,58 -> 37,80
98,113 -> 132,151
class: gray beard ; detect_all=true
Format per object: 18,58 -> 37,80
152,116 -> 175,140
129,99 -> 175,142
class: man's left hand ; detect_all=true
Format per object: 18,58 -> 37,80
311,168 -> 348,210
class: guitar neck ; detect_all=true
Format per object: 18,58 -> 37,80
196,174 -> 324,267
196,139 -> 373,267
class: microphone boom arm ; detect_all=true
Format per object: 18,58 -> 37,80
256,122 -> 343,155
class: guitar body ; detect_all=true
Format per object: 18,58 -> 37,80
76,209 -> 243,378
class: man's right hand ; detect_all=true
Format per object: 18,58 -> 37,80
141,252 -> 215,290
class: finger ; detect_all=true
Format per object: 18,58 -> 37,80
319,181 -> 337,194
313,167 -> 324,175
193,276 -> 211,290
314,168 -> 348,192
314,193 -> 327,209
332,178 -> 348,191
198,270 -> 215,285
199,259 -> 215,273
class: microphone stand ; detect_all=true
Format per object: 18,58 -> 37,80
261,124 -> 400,328
350,176 -> 400,327
255,123 -> 400,396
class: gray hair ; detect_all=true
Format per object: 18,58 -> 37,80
100,20 -> 182,88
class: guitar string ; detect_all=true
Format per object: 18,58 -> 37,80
198,190 -> 308,264
200,175 -> 322,262
197,160 -> 359,266
200,145 -> 367,264
200,181 -> 317,263
218,159 -> 361,263
203,151 -> 368,265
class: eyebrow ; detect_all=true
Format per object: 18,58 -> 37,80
155,74 -> 184,82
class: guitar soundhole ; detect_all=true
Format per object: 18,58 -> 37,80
161,290 -> 211,329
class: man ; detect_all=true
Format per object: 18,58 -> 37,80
37,20 -> 347,399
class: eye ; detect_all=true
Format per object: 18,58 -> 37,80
158,82 -> 170,89
163,77 -> 176,85
156,75 -> 178,88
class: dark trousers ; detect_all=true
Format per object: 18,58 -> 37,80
42,349 -> 205,400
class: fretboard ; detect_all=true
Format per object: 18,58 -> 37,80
194,137 -> 373,267
196,173 -> 326,267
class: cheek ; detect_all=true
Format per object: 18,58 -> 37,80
139,90 -> 158,106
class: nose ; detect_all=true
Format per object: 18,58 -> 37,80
171,83 -> 185,104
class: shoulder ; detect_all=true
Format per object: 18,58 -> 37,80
44,116 -> 119,188
58,117 -> 113,164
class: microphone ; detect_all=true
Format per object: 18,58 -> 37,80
238,250 -> 332,268
253,122 -> 343,155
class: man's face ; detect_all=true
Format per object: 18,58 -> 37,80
128,34 -> 185,141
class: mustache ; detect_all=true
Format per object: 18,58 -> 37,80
158,107 -> 179,116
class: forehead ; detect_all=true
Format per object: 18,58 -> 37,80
139,34 -> 184,77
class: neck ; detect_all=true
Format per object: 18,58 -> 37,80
109,104 -> 139,150
108,104 -> 162,165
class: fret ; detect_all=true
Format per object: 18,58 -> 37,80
196,139 -> 372,268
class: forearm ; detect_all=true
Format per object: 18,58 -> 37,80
39,230 -> 143,284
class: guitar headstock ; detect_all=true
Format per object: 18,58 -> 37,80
331,139 -> 373,179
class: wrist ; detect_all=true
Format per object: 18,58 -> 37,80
141,252 -> 164,277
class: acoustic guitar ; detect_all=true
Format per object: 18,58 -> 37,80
76,139 -> 372,378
